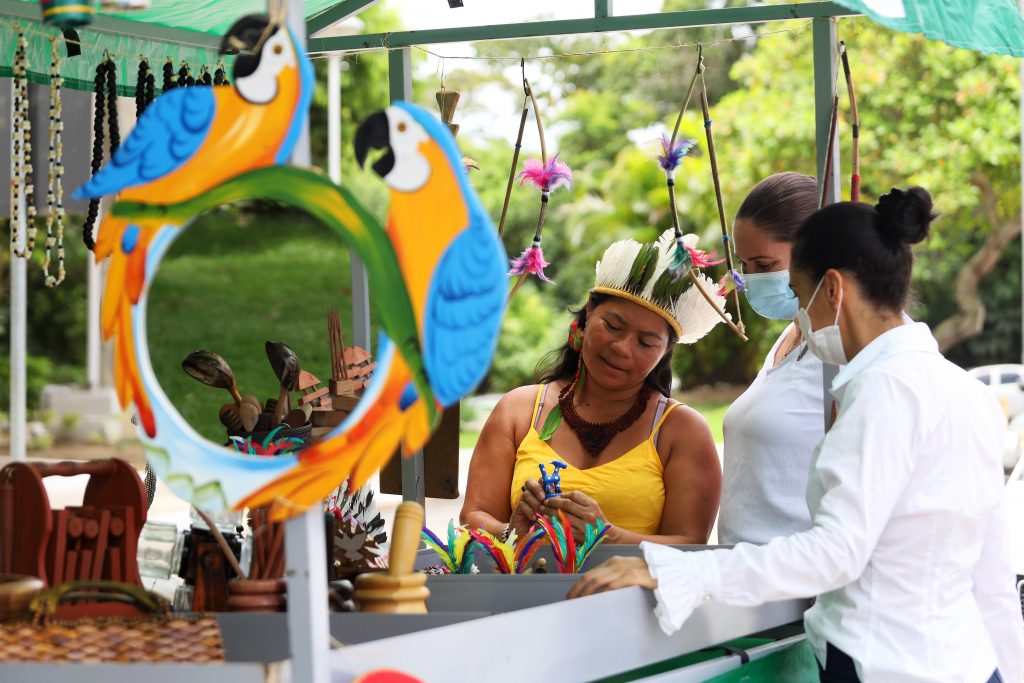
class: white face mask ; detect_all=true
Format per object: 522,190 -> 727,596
796,275 -> 847,365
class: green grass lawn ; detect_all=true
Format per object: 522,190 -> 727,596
147,208 -> 377,442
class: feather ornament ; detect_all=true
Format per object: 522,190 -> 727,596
576,520 -> 611,572
717,269 -> 747,297
514,526 -> 547,573
466,528 -> 515,574
517,154 -> 573,192
656,134 -> 697,176
508,241 -> 553,283
420,520 -> 478,574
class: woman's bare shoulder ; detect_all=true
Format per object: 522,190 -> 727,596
659,401 -> 715,442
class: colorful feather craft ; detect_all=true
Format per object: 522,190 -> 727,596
517,154 -> 573,192
466,528 -> 516,574
575,519 -> 611,572
508,240 -> 553,283
656,134 -> 697,177
533,510 -> 582,573
507,68 -> 570,299
717,269 -> 747,297
229,427 -> 304,456
687,244 -> 725,270
514,526 -> 547,573
420,520 -> 477,574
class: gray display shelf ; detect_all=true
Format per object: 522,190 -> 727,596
414,543 -> 732,572
325,587 -> 810,683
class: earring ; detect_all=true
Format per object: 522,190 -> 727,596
567,320 -> 584,352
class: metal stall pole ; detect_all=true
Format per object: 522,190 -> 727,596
9,78 -> 27,461
326,54 -> 372,355
388,47 -> 425,506
813,16 -> 842,431
284,2 -> 329,683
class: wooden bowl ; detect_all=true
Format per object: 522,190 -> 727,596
0,574 -> 45,622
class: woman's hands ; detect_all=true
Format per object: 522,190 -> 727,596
566,556 -> 656,599
541,489 -> 610,539
509,479 -> 545,538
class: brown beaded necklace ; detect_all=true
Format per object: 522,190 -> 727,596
558,383 -> 652,458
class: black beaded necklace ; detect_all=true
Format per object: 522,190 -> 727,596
558,384 -> 652,458
82,55 -> 120,251
136,57 -> 155,117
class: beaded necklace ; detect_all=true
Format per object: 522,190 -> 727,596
82,56 -> 119,251
42,40 -> 66,287
557,383 -> 652,458
136,57 -> 155,117
10,29 -> 36,260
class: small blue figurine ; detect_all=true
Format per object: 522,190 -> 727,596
538,460 -> 567,499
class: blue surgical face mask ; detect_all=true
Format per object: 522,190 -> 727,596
743,270 -> 799,320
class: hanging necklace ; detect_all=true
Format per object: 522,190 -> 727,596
136,57 -> 155,117
83,54 -> 120,251
10,28 -> 36,260
558,383 -> 652,458
42,40 -> 65,287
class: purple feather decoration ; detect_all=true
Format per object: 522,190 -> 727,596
509,243 -> 554,283
657,134 -> 697,175
517,153 -> 573,192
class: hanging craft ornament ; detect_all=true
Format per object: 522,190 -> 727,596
135,57 -> 155,117
201,65 -> 213,86
162,57 -> 175,91
658,45 -> 702,282
839,41 -> 861,201
213,62 -> 229,86
10,28 -> 37,260
434,68 -> 478,171
496,58 -> 531,238
696,51 -> 747,339
42,39 -> 66,287
507,62 -> 573,298
82,52 -> 120,251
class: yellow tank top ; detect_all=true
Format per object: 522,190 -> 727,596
510,385 -> 677,536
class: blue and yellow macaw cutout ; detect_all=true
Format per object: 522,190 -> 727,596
75,14 -> 507,521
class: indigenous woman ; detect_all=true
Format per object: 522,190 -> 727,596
461,229 -> 729,545
571,189 -> 1024,683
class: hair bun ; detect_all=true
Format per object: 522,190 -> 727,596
875,186 -> 935,246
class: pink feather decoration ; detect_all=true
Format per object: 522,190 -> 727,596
508,244 -> 554,283
687,245 -> 725,269
517,154 -> 573,192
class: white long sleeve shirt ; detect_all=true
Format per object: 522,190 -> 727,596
643,322 -> 1024,682
720,323 -> 823,544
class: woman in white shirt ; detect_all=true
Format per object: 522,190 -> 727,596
570,187 -> 1024,682
720,172 -> 823,545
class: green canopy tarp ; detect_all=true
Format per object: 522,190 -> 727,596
0,0 -> 340,94
833,0 -> 1024,56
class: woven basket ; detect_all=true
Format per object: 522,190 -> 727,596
0,615 -> 225,662
0,580 -> 224,663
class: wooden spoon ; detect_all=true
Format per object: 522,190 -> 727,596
265,341 -> 300,427
182,350 -> 243,405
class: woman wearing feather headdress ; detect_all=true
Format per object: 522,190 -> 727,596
461,229 -> 730,546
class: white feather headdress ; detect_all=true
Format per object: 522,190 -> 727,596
593,229 -> 729,344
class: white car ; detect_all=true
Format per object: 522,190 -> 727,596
968,364 -> 1024,420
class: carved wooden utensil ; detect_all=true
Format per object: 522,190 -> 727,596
265,341 -> 300,427
182,350 -> 243,405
